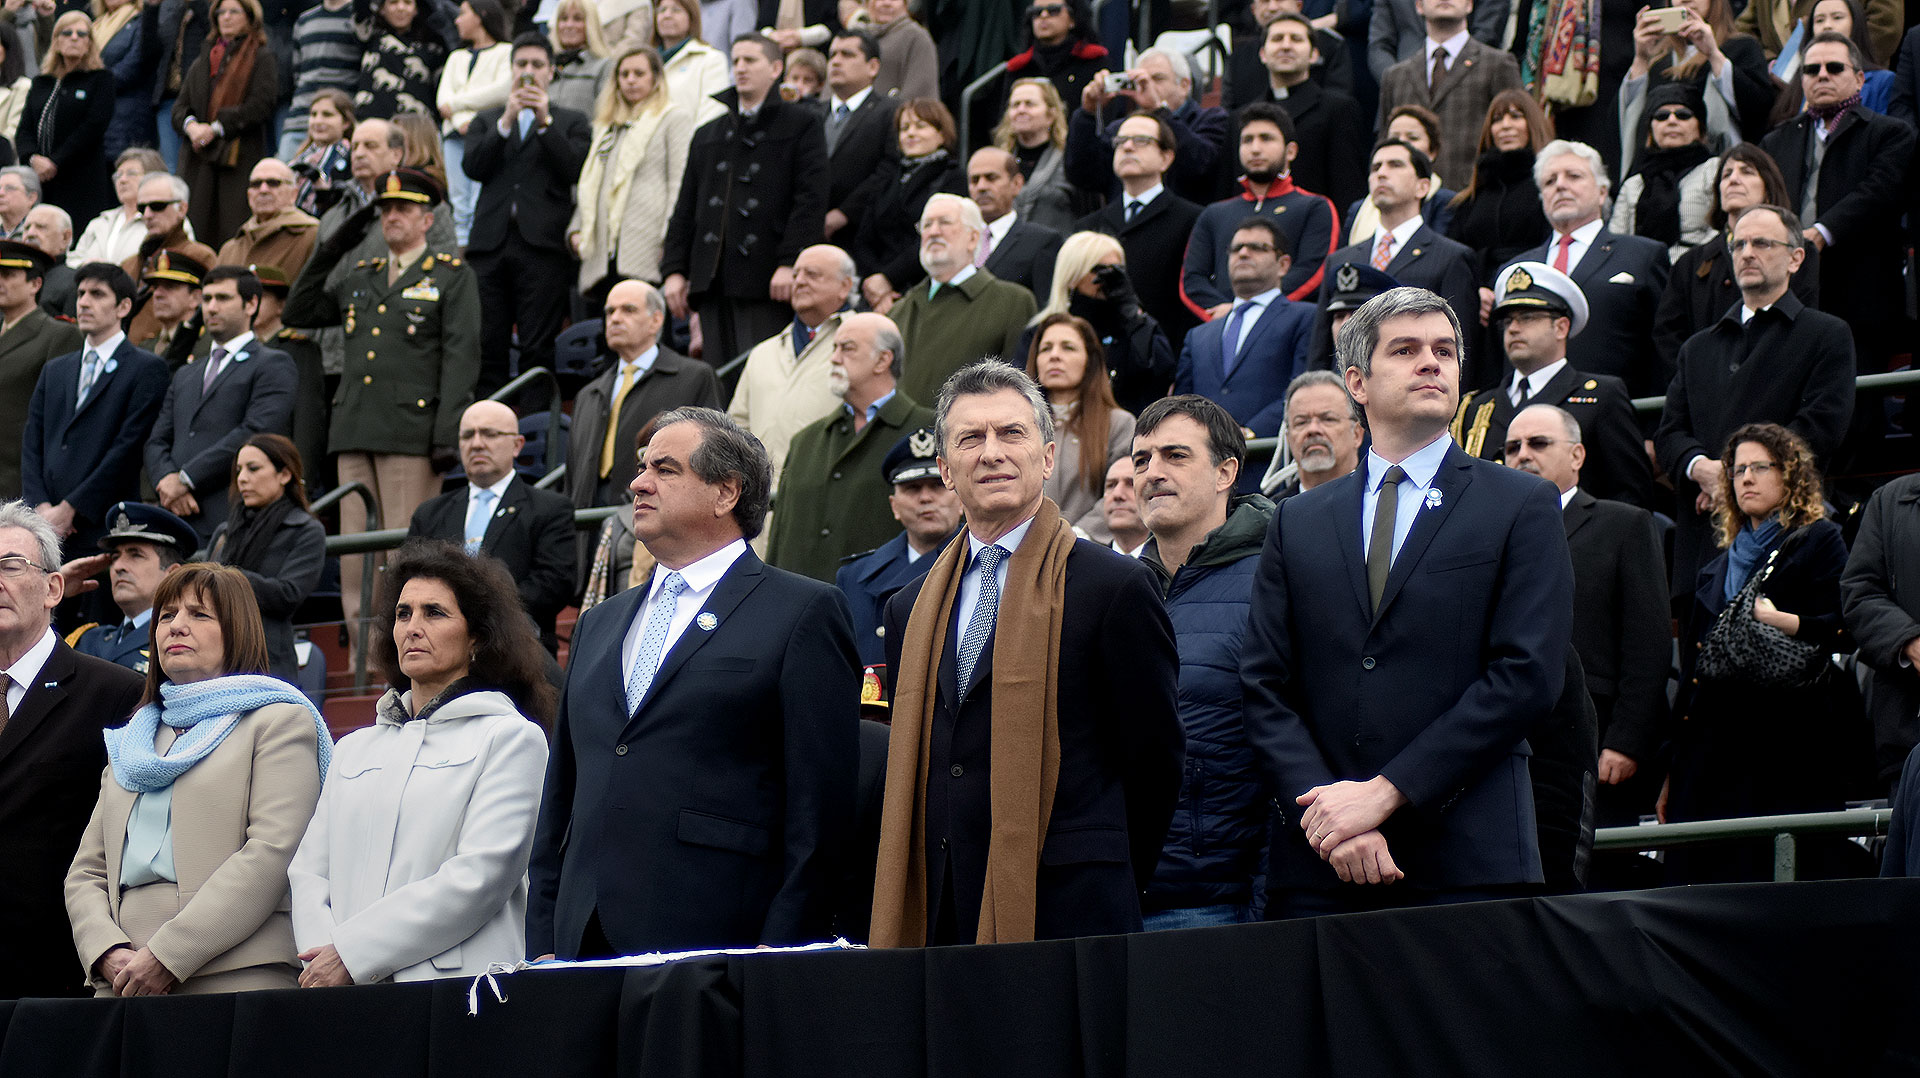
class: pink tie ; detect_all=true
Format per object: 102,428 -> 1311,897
1553,233 -> 1574,273
975,226 -> 995,267
1372,232 -> 1394,270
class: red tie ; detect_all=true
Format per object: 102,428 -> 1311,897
1553,233 -> 1574,273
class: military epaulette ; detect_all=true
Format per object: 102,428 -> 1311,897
448,257 -> 461,267
421,255 -> 435,270
839,546 -> 880,564
274,327 -> 311,342
63,623 -> 98,647
355,259 -> 368,268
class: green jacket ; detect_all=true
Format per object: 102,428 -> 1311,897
765,391 -> 936,583
888,267 -> 1036,406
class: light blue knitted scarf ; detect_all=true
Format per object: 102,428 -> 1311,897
104,674 -> 334,794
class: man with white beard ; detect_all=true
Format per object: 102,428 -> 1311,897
885,194 -> 1037,406
1276,369 -> 1363,498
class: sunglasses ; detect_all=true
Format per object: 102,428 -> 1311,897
1503,436 -> 1563,456
1801,60 -> 1851,77
1029,3 -> 1065,15
137,200 -> 179,213
247,177 -> 289,188
1651,107 -> 1695,122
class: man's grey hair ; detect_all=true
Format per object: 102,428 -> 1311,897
871,320 -> 906,380
1283,369 -> 1362,423
626,279 -> 668,339
0,165 -> 40,201
800,243 -> 857,282
650,407 -> 774,540
1334,286 -> 1466,378
1517,402 -> 1582,445
0,499 -> 61,571
922,193 -> 986,234
934,359 -> 1053,451
1138,46 -> 1191,84
1533,139 -> 1611,196
139,172 -> 192,204
29,204 -> 72,247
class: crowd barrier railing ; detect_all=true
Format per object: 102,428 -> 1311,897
1594,808 -> 1893,882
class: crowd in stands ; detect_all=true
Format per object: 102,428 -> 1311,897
0,0 -> 1918,1004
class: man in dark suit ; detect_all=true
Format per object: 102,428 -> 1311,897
869,361 -> 1183,946
146,266 -> 297,542
1889,25 -> 1919,128
0,503 -> 145,999
65,502 -> 198,676
1367,0 -> 1511,86
1175,216 -> 1315,443
1501,141 -> 1670,400
1505,404 -> 1670,849
0,241 -> 83,499
462,34 -> 592,398
967,147 -> 1061,298
1761,33 -> 1916,378
527,407 -> 858,959
835,426 -> 963,666
822,28 -> 899,254
662,33 -> 830,365
1241,285 -> 1572,916
408,400 -> 575,647
1373,0 -> 1521,189
1076,112 -> 1204,350
1308,140 -> 1477,373
1654,204 -> 1855,604
1249,14 -> 1369,210
1449,262 -> 1656,508
22,262 -> 170,552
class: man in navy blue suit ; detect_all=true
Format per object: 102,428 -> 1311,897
1241,285 -> 1573,917
1174,215 -> 1314,443
527,406 -> 859,960
21,261 -> 169,552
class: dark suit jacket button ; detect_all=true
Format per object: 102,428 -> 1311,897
1362,656 -> 1376,670
939,837 -> 949,849
950,764 -> 964,777
615,743 -> 629,756
819,527 -> 830,536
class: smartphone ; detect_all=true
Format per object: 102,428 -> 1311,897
518,73 -> 536,88
1649,6 -> 1687,33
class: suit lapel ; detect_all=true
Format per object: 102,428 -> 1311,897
1331,471 -> 1371,621
1120,193 -> 1170,237
52,353 -> 84,434
1386,225 -> 1438,275
625,553 -> 767,732
1564,488 -> 1595,541
1535,364 -> 1581,407
1374,446 -> 1473,624
0,641 -> 73,770
1430,40 -> 1480,108
482,477 -> 527,551
1572,229 -> 1619,283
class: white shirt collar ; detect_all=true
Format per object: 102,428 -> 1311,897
968,514 -> 1036,562
1559,485 -> 1578,509
934,264 -> 977,292
2,627 -> 57,712
831,85 -> 872,112
84,331 -> 126,359
649,537 -> 748,600
1556,217 -> 1604,248
1366,430 -> 1452,492
985,211 -> 1017,246
1382,213 -> 1423,253
210,329 -> 255,355
1112,537 -> 1147,558
619,344 -> 659,375
469,471 -> 515,500
1123,183 -> 1164,209
1234,286 -> 1283,310
1739,303 -> 1773,323
1512,357 -> 1568,402
1426,28 -> 1471,62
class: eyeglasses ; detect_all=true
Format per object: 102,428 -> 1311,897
246,177 -> 289,188
1801,60 -> 1852,77
1228,241 -> 1275,254
0,555 -> 50,578
1113,133 -> 1162,149
1029,3 -> 1066,15
137,200 -> 178,214
1650,107 -> 1695,122
1503,435 -> 1566,456
55,27 -> 89,37
1728,237 -> 1793,253
1731,461 -> 1779,478
459,428 -> 517,441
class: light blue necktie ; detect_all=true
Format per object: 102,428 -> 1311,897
624,571 -> 687,714
1221,301 -> 1251,375
464,488 -> 495,555
517,110 -> 535,139
955,545 -> 1005,694
76,349 -> 103,405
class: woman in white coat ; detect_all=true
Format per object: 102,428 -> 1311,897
654,0 -> 725,126
289,540 -> 553,986
569,44 -> 691,301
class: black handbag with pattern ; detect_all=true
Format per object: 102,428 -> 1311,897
1695,537 -> 1829,687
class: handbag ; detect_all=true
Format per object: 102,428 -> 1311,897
1695,539 -> 1829,687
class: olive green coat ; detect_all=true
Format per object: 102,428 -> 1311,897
765,392 -> 936,583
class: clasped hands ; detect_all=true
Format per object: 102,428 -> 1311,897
1297,776 -> 1408,885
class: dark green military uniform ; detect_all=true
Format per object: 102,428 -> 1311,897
765,392 -> 937,583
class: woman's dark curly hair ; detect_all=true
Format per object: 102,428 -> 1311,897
1713,422 -> 1825,549
372,538 -> 557,725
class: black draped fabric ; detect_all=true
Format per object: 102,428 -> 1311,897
7,882 -> 1920,1075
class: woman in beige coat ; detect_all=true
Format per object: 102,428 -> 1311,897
66,563 -> 329,996
569,44 -> 692,302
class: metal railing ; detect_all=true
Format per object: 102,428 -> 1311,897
488,365 -> 566,475
1593,808 -> 1892,883
958,64 -> 1005,162
307,480 -> 379,688
1631,367 -> 1920,414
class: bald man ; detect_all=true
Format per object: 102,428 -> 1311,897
407,399 -> 577,649
216,158 -> 322,283
966,147 -> 1061,297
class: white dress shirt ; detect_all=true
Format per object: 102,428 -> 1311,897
1120,182 -> 1164,217
1360,432 -> 1452,564
1509,357 -> 1568,407
1424,28 -> 1471,72
202,329 -> 257,384
1373,213 -> 1423,267
620,538 -> 749,678
1548,217 -> 1605,275
2,627 -> 56,715
465,472 -> 516,546
830,85 -> 872,116
954,515 -> 1036,641
1225,287 -> 1283,358
982,210 -> 1017,254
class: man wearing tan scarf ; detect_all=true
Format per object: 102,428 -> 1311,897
869,361 -> 1182,947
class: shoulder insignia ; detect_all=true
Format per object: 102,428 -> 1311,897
276,327 -> 311,342
840,546 -> 880,564
1464,398 -> 1497,459
64,623 -> 98,647
1583,379 -> 1597,390
355,259 -> 367,268
421,255 -> 435,270
448,257 -> 461,267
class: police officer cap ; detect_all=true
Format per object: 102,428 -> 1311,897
374,167 -> 445,208
0,239 -> 52,278
882,427 -> 942,485
1492,261 -> 1589,337
97,502 -> 199,559
1324,262 -> 1401,313
145,249 -> 208,287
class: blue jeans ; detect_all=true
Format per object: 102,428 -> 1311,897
154,99 -> 181,172
1141,903 -> 1255,931
442,132 -> 475,247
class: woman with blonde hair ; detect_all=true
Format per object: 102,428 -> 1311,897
569,43 -> 690,300
991,75 -> 1075,231
1022,230 -> 1171,415
654,0 -> 725,125
18,11 -> 115,217
1025,312 -> 1134,541
548,0 -> 611,116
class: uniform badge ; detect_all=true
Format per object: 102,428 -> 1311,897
1505,266 -> 1533,293
861,667 -> 884,705
696,612 -> 718,631
909,429 -> 937,457
1583,379 -> 1597,390
344,305 -> 356,334
114,511 -> 132,532
401,283 -> 441,302
1424,488 -> 1443,509
1335,264 -> 1359,293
